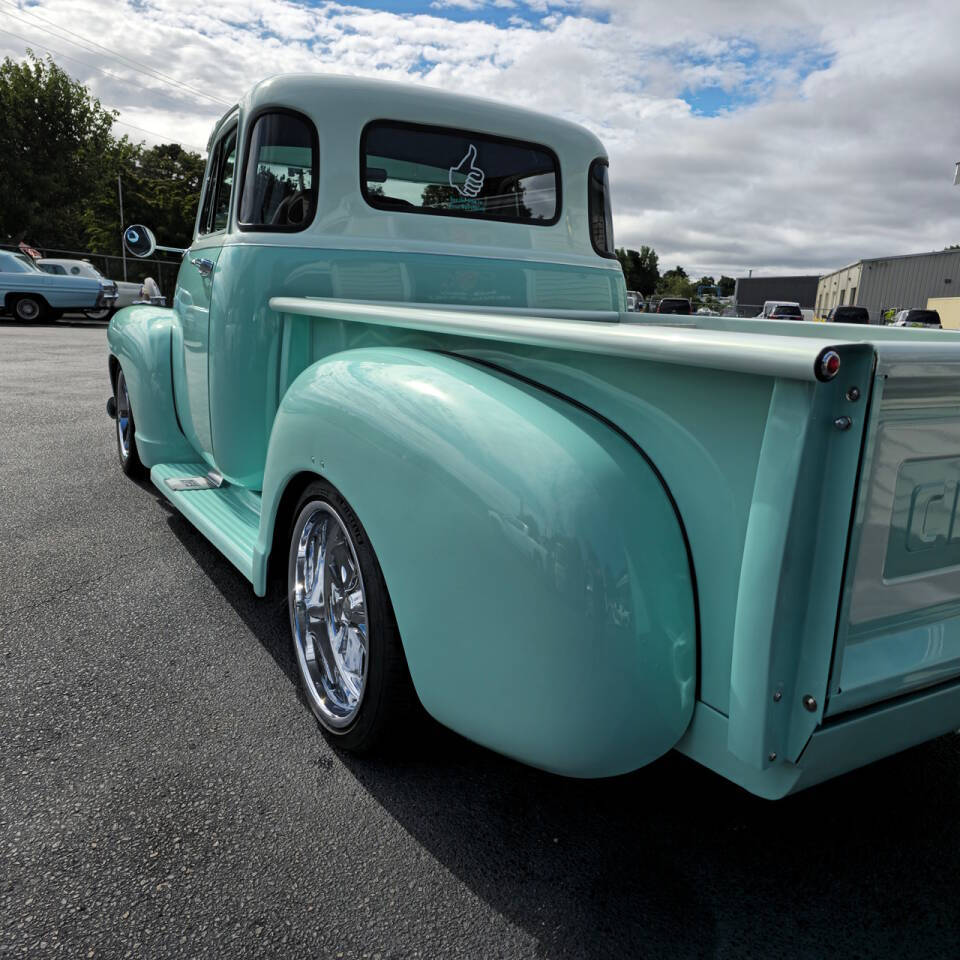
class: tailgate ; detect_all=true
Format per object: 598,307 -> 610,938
828,350 -> 960,716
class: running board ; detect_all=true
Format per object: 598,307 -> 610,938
151,462 -> 261,583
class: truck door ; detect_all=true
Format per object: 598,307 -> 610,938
171,121 -> 237,468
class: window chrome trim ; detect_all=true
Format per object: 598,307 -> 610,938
237,106 -> 320,234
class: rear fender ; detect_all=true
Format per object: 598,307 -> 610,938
257,347 -> 696,778
107,305 -> 194,467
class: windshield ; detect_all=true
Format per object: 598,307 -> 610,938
14,253 -> 41,272
771,304 -> 802,316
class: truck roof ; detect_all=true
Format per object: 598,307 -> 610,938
217,73 -> 606,160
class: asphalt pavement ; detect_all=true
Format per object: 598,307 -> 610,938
2,321 -> 960,959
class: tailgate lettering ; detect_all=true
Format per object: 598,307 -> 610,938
885,457 -> 960,578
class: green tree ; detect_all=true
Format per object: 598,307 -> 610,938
0,52 -> 117,248
656,265 -> 694,298
84,142 -> 206,255
718,275 -> 736,297
1,51 -> 206,256
615,245 -> 659,297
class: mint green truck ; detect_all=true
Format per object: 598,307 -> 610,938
106,75 -> 960,798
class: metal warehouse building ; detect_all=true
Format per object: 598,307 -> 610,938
732,275 -> 820,317
816,249 -> 960,323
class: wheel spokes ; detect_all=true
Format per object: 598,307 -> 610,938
291,504 -> 369,725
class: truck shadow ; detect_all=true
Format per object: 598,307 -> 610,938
163,504 -> 960,960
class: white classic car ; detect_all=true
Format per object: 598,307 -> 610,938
37,258 -> 141,314
0,250 -> 117,321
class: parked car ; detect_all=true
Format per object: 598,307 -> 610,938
892,308 -> 942,328
37,258 -> 141,315
106,73 -> 960,800
0,249 -> 116,321
827,305 -> 869,324
656,297 -> 691,315
758,300 -> 803,320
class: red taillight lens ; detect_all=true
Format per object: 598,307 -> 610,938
816,349 -> 841,382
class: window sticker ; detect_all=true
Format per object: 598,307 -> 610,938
449,144 -> 485,198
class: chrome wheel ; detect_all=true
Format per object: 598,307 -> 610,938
290,503 -> 369,728
116,369 -> 132,461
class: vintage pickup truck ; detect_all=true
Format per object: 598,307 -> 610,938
107,75 -> 960,799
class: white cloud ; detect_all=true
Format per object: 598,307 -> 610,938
1,0 -> 958,276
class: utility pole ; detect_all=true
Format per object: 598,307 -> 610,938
118,174 -> 127,281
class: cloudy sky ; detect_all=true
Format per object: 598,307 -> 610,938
2,0 -> 959,277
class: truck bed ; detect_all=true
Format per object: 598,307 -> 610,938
267,297 -> 960,794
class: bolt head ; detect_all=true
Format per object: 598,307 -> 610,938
802,694 -> 818,712
834,415 -> 852,431
768,752 -> 777,762
773,690 -> 782,702
846,386 -> 861,402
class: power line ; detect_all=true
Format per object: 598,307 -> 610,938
0,26 -> 216,120
0,28 -> 208,151
0,0 -> 232,107
112,119 -> 206,153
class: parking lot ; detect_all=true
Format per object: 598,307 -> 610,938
2,322 -> 959,959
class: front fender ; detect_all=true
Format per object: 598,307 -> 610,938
258,347 -> 696,777
107,305 -> 194,467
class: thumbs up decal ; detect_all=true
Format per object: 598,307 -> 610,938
449,144 -> 484,198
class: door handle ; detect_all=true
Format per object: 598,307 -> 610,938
190,257 -> 215,278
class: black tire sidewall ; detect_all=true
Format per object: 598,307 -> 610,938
14,296 -> 47,323
287,479 -> 405,752
114,368 -> 146,478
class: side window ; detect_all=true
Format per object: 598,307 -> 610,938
197,138 -> 221,237
212,128 -> 237,232
588,158 -> 615,258
197,124 -> 237,237
239,110 -> 318,231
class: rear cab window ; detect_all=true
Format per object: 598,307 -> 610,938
361,121 -> 560,225
771,304 -> 802,317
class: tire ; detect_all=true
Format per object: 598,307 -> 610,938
114,367 -> 146,478
84,307 -> 115,321
12,295 -> 48,323
288,479 -> 417,752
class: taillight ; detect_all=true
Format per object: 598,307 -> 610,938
816,349 -> 841,382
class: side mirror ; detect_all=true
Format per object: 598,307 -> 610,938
123,224 -> 157,258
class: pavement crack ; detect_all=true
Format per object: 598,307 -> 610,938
0,541 -> 158,620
